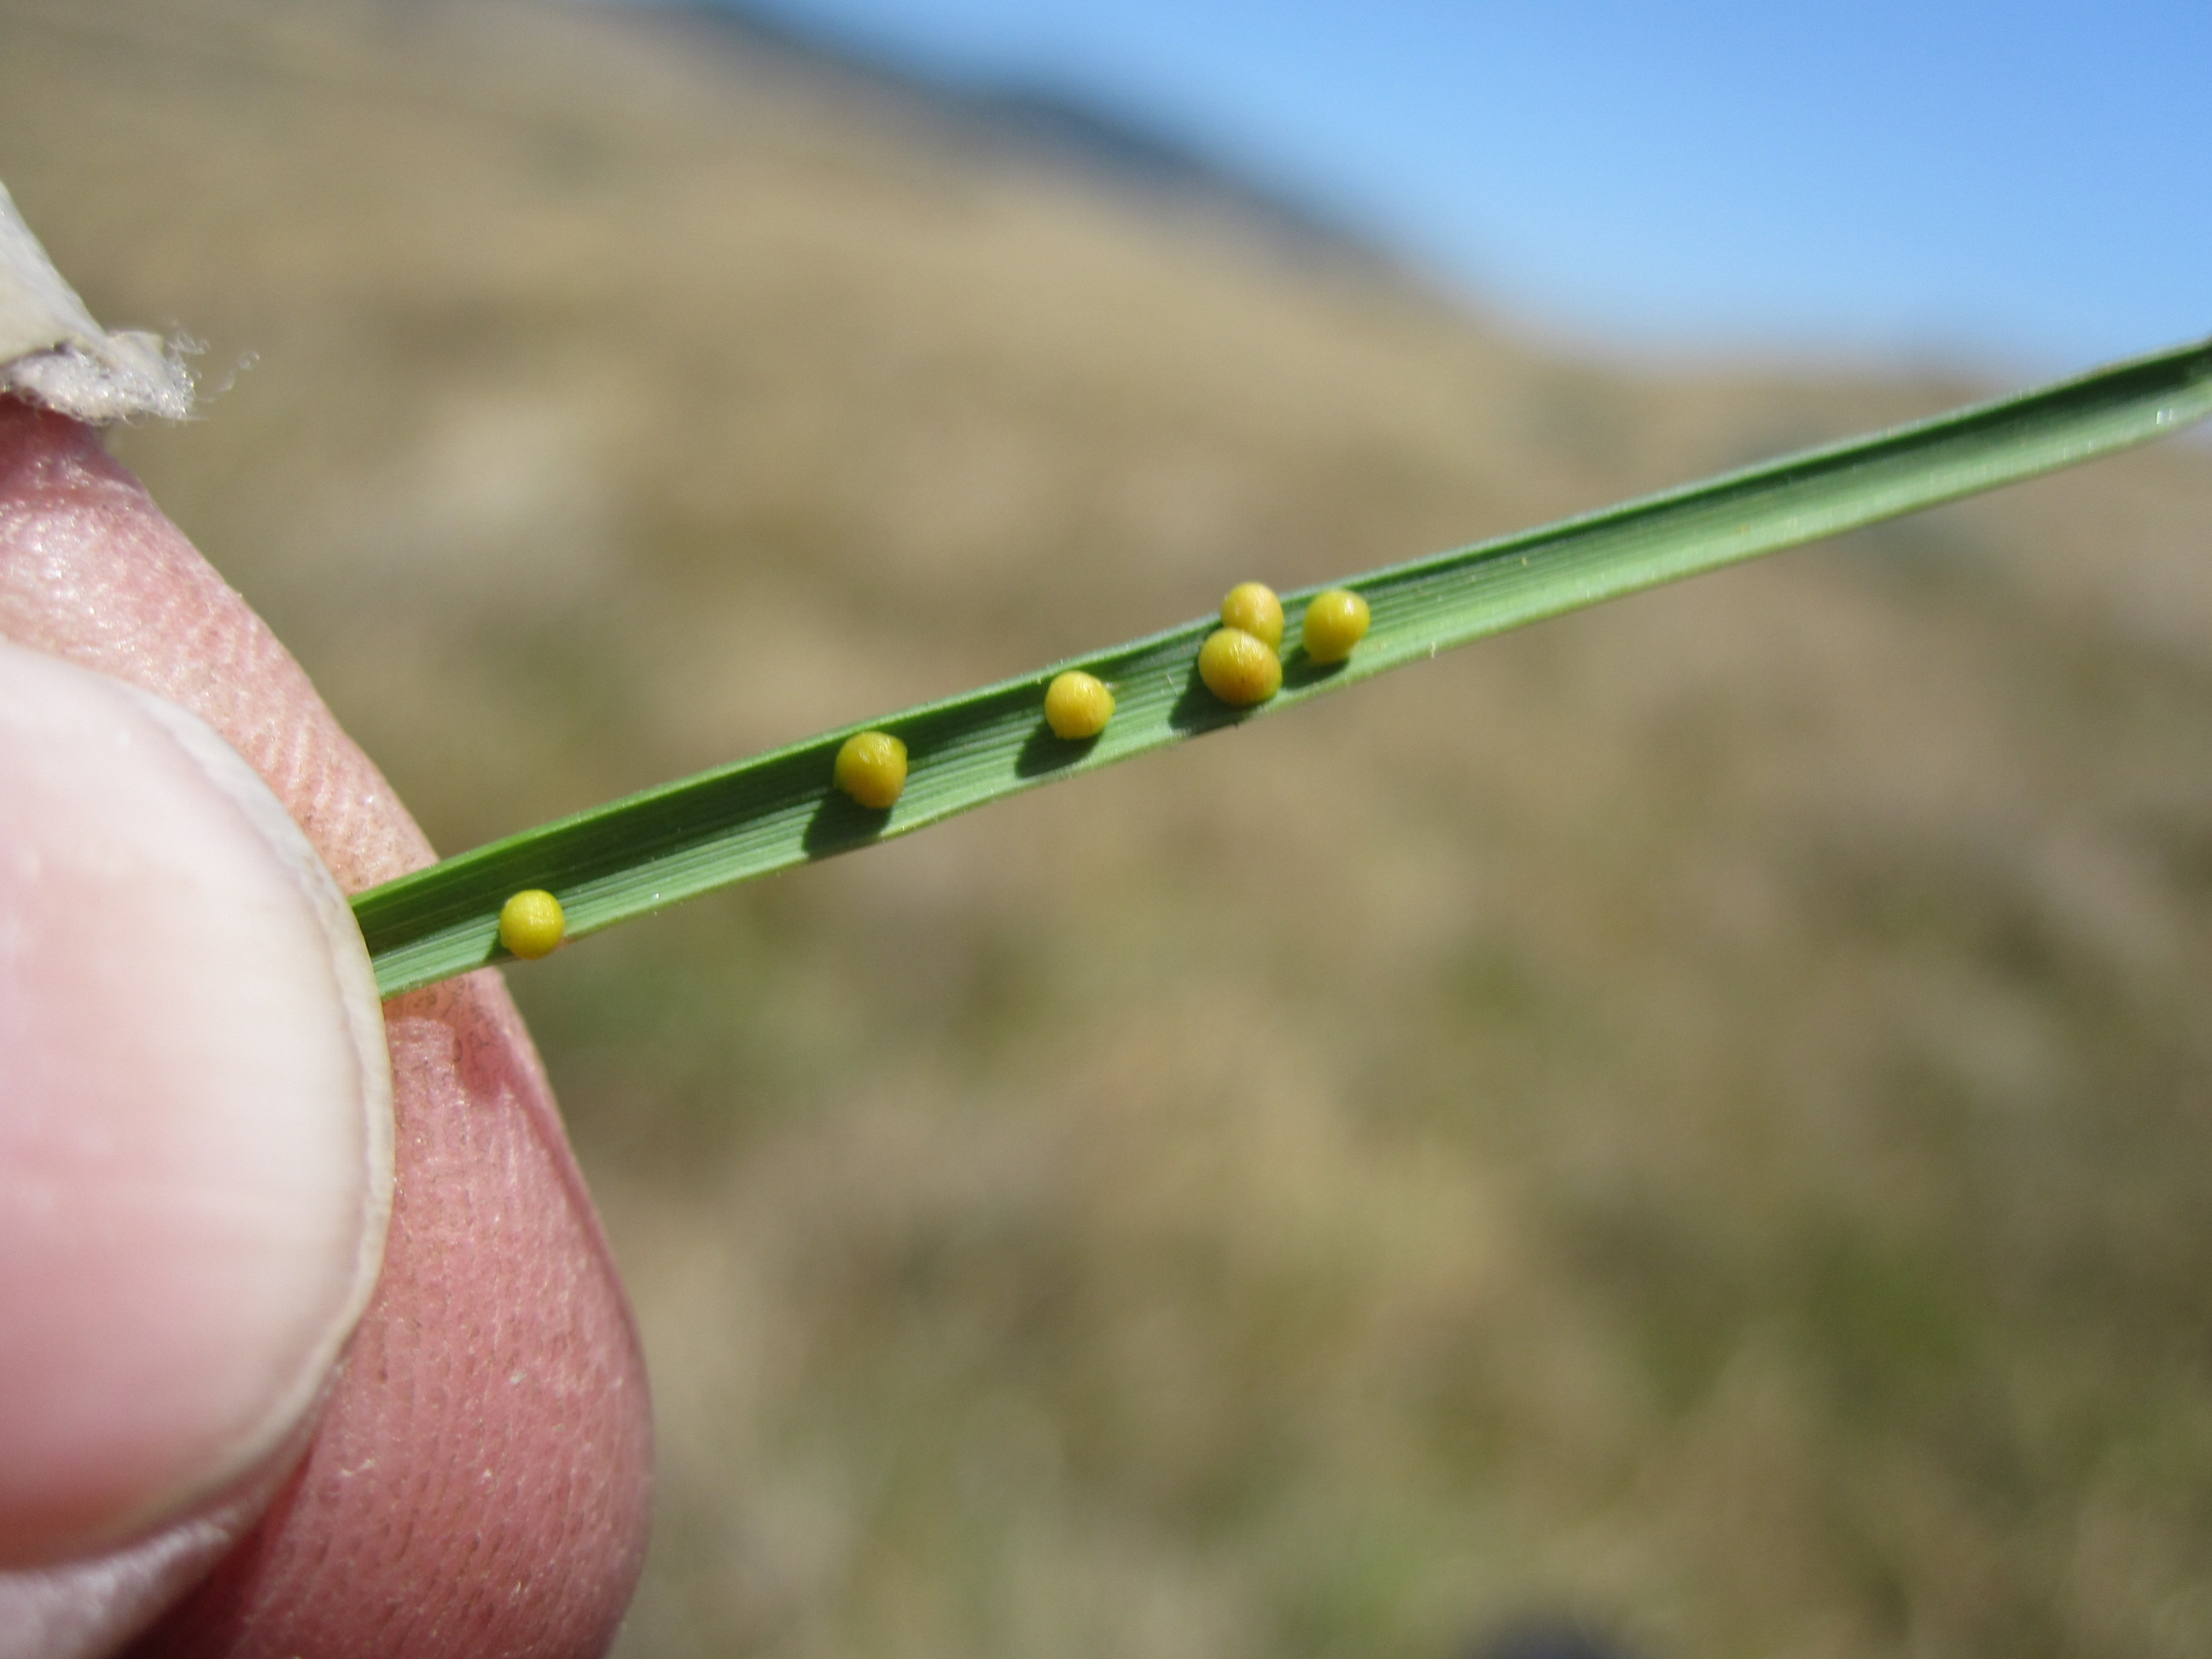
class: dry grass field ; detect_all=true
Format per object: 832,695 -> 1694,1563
6,3 -> 2212,1655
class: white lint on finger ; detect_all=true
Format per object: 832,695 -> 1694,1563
0,180 -> 193,424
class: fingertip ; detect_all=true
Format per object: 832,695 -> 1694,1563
0,642 -> 391,1567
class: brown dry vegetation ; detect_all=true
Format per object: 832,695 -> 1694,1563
7,2 -> 2212,1655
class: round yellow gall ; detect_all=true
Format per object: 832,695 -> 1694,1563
1219,580 -> 1284,649
834,730 -> 908,810
1044,670 -> 1115,740
1197,626 -> 1283,707
498,888 -> 567,960
1300,587 -> 1371,664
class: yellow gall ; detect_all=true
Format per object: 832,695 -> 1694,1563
498,888 -> 567,960
1219,580 -> 1284,649
834,730 -> 908,810
1044,670 -> 1115,740
1300,588 -> 1371,664
1197,626 -> 1282,707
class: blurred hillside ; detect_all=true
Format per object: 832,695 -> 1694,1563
6,2 -> 2212,1656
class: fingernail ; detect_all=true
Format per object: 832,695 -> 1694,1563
0,641 -> 392,1566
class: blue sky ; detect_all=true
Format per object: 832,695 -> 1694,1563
669,0 -> 2209,375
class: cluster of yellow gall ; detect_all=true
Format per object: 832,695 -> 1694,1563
1045,579 -> 1373,742
1199,579 -> 1370,708
506,579 -> 1375,968
824,580 -> 1370,816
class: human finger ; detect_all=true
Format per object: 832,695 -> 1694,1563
0,297 -> 650,1659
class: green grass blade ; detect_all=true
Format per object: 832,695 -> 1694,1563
354,335 -> 2212,998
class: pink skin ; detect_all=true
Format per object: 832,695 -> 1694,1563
0,398 -> 652,1657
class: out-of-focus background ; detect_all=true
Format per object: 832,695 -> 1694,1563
6,1 -> 2212,1655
